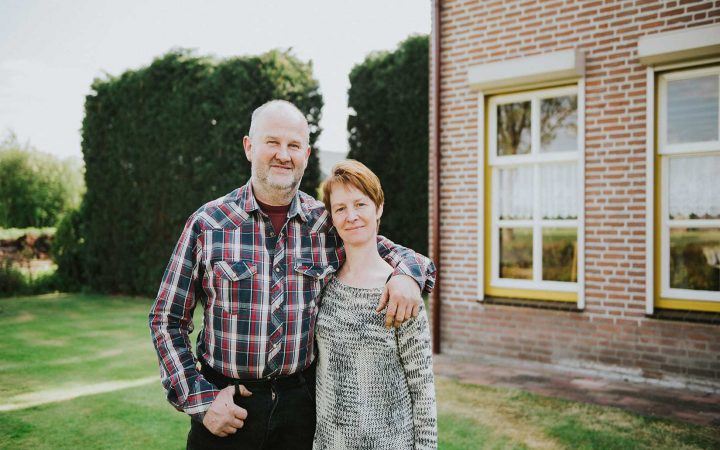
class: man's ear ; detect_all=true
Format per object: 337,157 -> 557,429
243,136 -> 253,162
305,145 -> 311,159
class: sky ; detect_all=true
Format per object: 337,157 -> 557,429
0,0 -> 430,160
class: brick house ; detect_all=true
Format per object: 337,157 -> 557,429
429,0 -> 720,390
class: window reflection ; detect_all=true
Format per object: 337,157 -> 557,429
497,101 -> 531,156
670,228 -> 720,292
542,228 -> 577,282
541,95 -> 577,153
499,228 -> 533,279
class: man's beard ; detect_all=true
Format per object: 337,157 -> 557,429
256,164 -> 304,192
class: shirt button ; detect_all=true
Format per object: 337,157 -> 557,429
275,267 -> 280,273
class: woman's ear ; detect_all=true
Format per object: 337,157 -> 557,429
377,203 -> 384,218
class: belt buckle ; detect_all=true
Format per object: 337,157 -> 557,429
263,371 -> 282,382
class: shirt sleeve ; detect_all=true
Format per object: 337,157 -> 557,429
377,236 -> 436,294
149,213 -> 219,422
397,303 -> 438,450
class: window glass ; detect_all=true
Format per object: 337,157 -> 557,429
499,228 -> 533,280
669,228 -> 720,292
542,228 -> 577,282
668,155 -> 720,220
497,101 -> 531,156
540,95 -> 578,153
667,75 -> 719,144
658,67 -> 720,308
498,166 -> 533,220
540,163 -> 578,220
488,86 -> 580,300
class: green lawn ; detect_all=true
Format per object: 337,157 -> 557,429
1,294 -> 718,449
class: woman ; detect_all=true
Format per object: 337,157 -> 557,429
313,160 -> 437,450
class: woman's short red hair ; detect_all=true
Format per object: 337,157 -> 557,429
321,159 -> 384,213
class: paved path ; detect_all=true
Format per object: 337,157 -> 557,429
0,376 -> 157,412
434,354 -> 720,426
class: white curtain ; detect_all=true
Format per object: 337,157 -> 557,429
669,155 -> 720,219
498,166 -> 532,219
540,163 -> 578,220
497,163 -> 578,220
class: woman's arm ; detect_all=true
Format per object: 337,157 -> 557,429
397,302 -> 438,450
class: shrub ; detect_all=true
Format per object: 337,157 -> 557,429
347,35 -> 429,255
0,263 -> 70,297
0,260 -> 26,297
52,204 -> 87,290
0,133 -> 84,228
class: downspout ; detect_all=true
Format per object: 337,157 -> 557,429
431,0 -> 441,354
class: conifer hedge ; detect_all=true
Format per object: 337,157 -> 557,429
347,35 -> 429,255
81,49 -> 323,295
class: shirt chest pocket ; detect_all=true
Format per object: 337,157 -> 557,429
293,262 -> 335,308
212,260 -> 257,316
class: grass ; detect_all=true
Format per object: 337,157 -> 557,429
435,379 -> 720,450
1,294 -> 719,449
0,294 -> 162,397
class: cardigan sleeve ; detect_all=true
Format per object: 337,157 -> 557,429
396,303 -> 438,449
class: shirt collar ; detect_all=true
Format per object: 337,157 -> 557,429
235,180 -> 308,223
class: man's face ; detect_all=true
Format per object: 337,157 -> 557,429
243,105 -> 311,195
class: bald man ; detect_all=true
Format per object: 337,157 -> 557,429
150,100 -> 435,450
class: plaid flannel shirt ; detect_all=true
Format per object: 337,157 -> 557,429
149,181 -> 436,421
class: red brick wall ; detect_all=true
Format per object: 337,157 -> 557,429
430,0 -> 720,387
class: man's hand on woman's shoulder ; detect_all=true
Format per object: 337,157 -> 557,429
377,274 -> 422,328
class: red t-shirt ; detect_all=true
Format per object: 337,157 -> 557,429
256,198 -> 291,235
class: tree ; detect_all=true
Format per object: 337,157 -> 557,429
0,132 -> 84,228
347,35 -> 429,255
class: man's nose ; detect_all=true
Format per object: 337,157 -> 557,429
275,145 -> 291,162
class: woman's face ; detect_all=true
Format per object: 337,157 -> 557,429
329,183 -> 383,247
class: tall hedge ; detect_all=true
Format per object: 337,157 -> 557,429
347,35 -> 429,255
82,49 -> 323,295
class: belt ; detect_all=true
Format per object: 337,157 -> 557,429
200,359 -> 315,393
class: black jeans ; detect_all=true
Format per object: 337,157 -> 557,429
186,363 -> 316,450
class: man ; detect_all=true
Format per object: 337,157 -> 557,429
149,100 -> 435,449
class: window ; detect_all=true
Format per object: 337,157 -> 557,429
485,85 -> 583,302
656,65 -> 720,312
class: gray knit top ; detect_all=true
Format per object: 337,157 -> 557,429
313,277 -> 437,450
